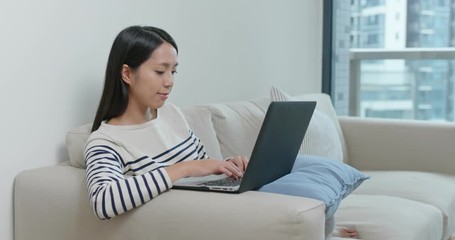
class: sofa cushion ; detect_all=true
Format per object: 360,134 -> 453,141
15,165 -> 327,240
259,155 -> 369,219
180,107 -> 223,160
292,94 -> 348,163
204,91 -> 347,162
353,171 -> 455,240
66,123 -> 92,168
335,194 -> 444,240
66,106 -> 223,168
202,97 -> 270,159
270,87 -> 343,162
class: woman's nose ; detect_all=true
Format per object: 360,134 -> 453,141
164,73 -> 174,87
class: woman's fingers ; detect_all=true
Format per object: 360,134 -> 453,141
184,158 -> 250,179
223,161 -> 243,179
240,156 -> 249,171
228,156 -> 249,172
230,157 -> 244,173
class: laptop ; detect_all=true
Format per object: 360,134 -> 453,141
173,101 -> 316,193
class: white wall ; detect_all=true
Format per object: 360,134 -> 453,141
0,0 -> 322,239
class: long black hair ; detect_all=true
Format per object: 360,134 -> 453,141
91,26 -> 178,132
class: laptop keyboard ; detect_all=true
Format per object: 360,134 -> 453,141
200,177 -> 242,187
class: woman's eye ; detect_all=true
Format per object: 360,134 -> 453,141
155,71 -> 165,75
172,70 -> 178,75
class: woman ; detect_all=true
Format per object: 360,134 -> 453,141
85,25 -> 357,239
86,25 -> 247,219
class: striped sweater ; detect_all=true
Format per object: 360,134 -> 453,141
84,103 -> 208,220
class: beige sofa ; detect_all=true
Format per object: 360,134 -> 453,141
14,92 -> 455,240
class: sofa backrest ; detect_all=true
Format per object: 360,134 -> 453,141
200,93 -> 348,163
66,107 -> 224,168
66,93 -> 348,168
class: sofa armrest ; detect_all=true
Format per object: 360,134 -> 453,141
15,165 -> 325,240
339,116 -> 455,175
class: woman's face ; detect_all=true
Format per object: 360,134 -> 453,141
123,42 -> 178,111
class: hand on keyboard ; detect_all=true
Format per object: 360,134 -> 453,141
225,156 -> 249,173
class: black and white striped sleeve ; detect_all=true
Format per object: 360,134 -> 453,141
192,132 -> 209,160
84,143 -> 172,220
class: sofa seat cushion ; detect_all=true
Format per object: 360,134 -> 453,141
353,171 -> 455,240
335,194 -> 443,240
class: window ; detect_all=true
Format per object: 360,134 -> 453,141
366,34 -> 379,44
367,15 -> 379,25
361,0 -> 384,7
324,0 -> 455,122
438,0 -> 447,6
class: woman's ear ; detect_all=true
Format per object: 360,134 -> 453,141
121,64 -> 133,85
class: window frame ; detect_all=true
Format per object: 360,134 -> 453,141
321,0 -> 333,95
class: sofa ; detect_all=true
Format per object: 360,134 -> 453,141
14,90 -> 455,240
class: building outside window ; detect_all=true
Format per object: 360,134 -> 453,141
328,0 -> 455,122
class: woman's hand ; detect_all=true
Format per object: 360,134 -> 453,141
165,159 -> 248,182
225,156 -> 249,173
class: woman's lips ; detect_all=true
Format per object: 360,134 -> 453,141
158,93 -> 169,100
